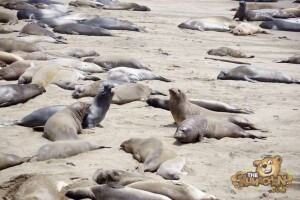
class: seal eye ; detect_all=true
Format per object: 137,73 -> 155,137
268,160 -> 272,165
178,89 -> 181,93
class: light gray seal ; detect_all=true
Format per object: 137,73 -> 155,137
0,153 -> 30,170
0,60 -> 32,80
0,39 -> 44,52
20,23 -> 66,40
175,115 -> 266,143
69,0 -> 104,8
82,84 -> 114,128
31,140 -> 110,161
217,65 -> 300,84
36,18 -> 79,28
17,9 -> 66,20
53,23 -> 113,36
102,2 -> 151,11
260,19 -> 300,32
156,156 -> 186,180
0,9 -> 18,25
0,84 -> 45,107
207,47 -> 254,58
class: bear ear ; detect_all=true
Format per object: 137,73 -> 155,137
275,155 -> 282,164
253,160 -> 261,167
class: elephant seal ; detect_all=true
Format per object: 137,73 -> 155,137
44,101 -> 90,141
81,17 -> 145,32
120,137 -> 177,172
230,3 -> 282,11
207,47 -> 254,58
260,19 -> 300,32
84,56 -> 151,70
31,65 -> 60,87
233,1 -> 274,21
11,35 -> 66,44
0,84 -> 45,107
3,2 -> 37,10
277,56 -> 300,64
16,105 -> 65,127
217,65 -> 300,84
36,18 -> 79,28
82,84 -> 114,128
108,67 -> 171,82
0,51 -> 24,64
281,8 -> 300,17
31,140 -> 110,161
0,39 -> 44,52
175,115 -> 266,143
53,23 -> 113,36
102,2 -> 150,11
146,97 -> 253,114
52,58 -> 105,73
93,169 -> 153,186
156,156 -> 186,180
20,23 -> 65,40
18,51 -> 63,60
17,9 -> 66,20
127,180 -> 217,200
48,48 -> 99,58
231,22 -> 269,35
0,60 -> 6,68
0,60 -> 32,80
0,9 -> 18,25
0,153 -> 30,170
65,184 -> 172,200
69,0 -> 104,8
169,88 -> 261,130
0,25 -> 18,34
178,16 -> 239,31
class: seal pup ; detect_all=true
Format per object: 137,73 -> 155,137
146,97 -> 253,114
169,88 -> 261,130
127,180 -> 218,200
120,137 -> 177,172
65,184 -> 172,200
0,84 -> 45,107
231,22 -> 269,35
175,115 -> 266,143
0,51 -> 24,64
0,39 -> 44,52
0,25 -> 18,34
0,9 -> 18,25
0,153 -> 30,170
31,140 -> 110,161
207,47 -> 254,58
0,60 -> 32,80
233,1 -> 274,21
277,56 -> 300,64
108,67 -> 171,82
217,65 -> 300,84
102,2 -> 151,11
84,56 -> 151,70
53,23 -> 113,36
16,105 -> 65,127
260,19 -> 300,32
43,101 -> 90,141
20,23 -> 65,40
82,84 -> 114,128
156,156 -> 186,180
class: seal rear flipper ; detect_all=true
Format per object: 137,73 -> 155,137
245,132 -> 267,140
157,76 -> 172,82
96,146 -> 112,150
32,126 -> 44,132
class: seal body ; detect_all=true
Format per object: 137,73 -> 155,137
52,58 -> 105,73
277,56 -> 300,64
0,61 -> 32,80
17,8 -> 66,20
53,23 -> 112,36
0,51 -> 24,64
0,84 -> 45,107
207,47 -> 254,58
120,137 -> 177,172
102,2 -> 150,11
0,9 -> 18,25
0,153 -> 29,170
156,156 -> 186,180
20,23 -> 64,40
174,115 -> 266,143
217,65 -> 300,84
44,101 -> 90,141
260,19 -> 300,32
231,22 -> 269,35
0,39 -> 44,52
82,84 -> 114,128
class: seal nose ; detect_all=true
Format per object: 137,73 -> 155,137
261,164 -> 267,168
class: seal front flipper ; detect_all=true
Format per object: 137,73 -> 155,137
71,31 -> 79,35
244,76 -> 257,83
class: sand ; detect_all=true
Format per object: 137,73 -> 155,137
0,0 -> 299,199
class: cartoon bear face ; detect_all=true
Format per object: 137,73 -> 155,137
253,155 -> 282,177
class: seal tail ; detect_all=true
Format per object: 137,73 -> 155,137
96,146 -> 112,150
150,90 -> 167,96
157,76 -> 172,82
246,132 -> 267,140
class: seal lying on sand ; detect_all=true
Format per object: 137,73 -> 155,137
20,23 -> 65,40
53,23 -> 113,36
0,51 -> 24,64
17,8 -> 66,20
0,153 -> 30,170
231,22 -> 269,35
0,39 -> 44,52
217,65 -> 300,84
174,115 -> 266,143
0,9 -> 18,25
102,2 -> 150,11
44,101 -> 90,141
0,61 -> 32,80
31,140 -> 110,161
69,0 -> 104,8
0,25 -> 18,34
120,137 -> 177,172
156,156 -> 186,180
52,58 -> 105,73
260,19 -> 300,32
207,47 -> 254,58
277,56 -> 300,64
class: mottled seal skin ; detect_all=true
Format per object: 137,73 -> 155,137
156,156 -> 186,180
277,56 -> 300,64
82,84 -> 114,128
65,184 -> 172,200
103,2 -> 151,11
108,67 -> 171,82
0,25 -> 18,34
127,180 -> 218,200
0,39 -> 44,53
120,137 -> 177,172
233,1 -> 274,21
53,23 -> 113,36
0,61 -> 32,80
44,101 -> 90,141
175,115 -> 266,143
0,84 -> 45,107
16,105 -> 65,127
169,88 -> 261,130
260,19 -> 300,32
84,56 -> 151,70
207,47 -> 254,58
81,17 -> 145,32
0,9 -> 18,25
146,97 -> 253,114
217,65 -> 300,84
0,51 -> 24,64
17,9 -> 66,20
231,22 -> 269,35
20,23 -> 65,40
93,169 -> 153,186
31,140 -> 110,161
0,153 -> 30,170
